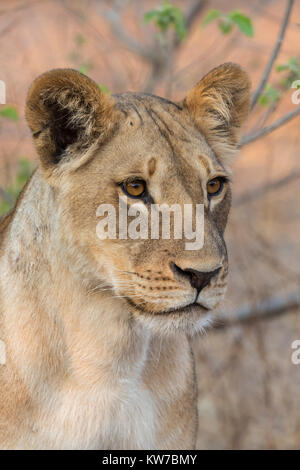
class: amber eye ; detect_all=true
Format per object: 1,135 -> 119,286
123,180 -> 146,198
207,177 -> 224,196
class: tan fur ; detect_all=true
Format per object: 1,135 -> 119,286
0,64 -> 250,449
185,63 -> 251,166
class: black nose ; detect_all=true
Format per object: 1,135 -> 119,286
171,263 -> 221,293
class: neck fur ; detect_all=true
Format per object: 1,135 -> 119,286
1,171 -> 151,391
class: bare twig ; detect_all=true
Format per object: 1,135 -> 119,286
234,169 -> 300,206
0,18 -> 19,39
146,0 -> 206,92
103,0 -> 206,93
0,0 -> 46,16
215,291 -> 300,330
249,234 -> 300,283
251,101 -> 278,132
173,0 -> 207,47
102,9 -> 156,62
185,0 -> 207,30
251,0 -> 294,109
239,105 -> 300,147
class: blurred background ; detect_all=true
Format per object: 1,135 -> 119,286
0,0 -> 299,449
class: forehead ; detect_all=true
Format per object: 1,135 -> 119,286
101,92 -> 225,180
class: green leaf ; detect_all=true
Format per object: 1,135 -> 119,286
201,9 -> 254,37
0,105 -> 19,121
0,200 -> 11,215
201,9 -> 221,27
78,66 -> 88,75
75,33 -> 85,46
144,10 -> 158,22
275,64 -> 289,72
0,157 -> 34,215
144,2 -> 186,41
275,57 -> 300,89
70,51 -> 80,63
287,57 -> 300,73
16,158 -> 33,186
173,17 -> 186,40
219,18 -> 233,34
78,62 -> 93,75
98,83 -> 110,94
258,84 -> 281,107
276,58 -> 300,74
229,10 -> 254,37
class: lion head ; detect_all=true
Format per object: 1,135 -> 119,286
26,64 -> 250,334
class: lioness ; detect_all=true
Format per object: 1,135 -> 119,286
0,64 -> 250,449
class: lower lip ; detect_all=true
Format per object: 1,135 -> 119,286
126,296 -> 209,315
161,302 -> 210,316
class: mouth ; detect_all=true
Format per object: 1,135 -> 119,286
125,297 -> 210,316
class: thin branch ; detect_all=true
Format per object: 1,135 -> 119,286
103,0 -> 206,93
146,0 -> 206,93
173,0 -> 206,47
251,101 -> 278,132
0,0 -> 47,16
0,18 -> 19,39
239,105 -> 300,147
214,291 -> 300,330
185,0 -> 207,30
102,9 -> 156,61
251,0 -> 294,109
234,170 -> 300,206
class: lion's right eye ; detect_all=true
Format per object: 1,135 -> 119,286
122,180 -> 146,198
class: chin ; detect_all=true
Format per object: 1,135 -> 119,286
131,302 -> 216,336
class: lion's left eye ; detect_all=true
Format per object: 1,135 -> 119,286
122,180 -> 146,198
207,177 -> 224,196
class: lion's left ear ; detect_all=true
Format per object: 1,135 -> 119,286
26,68 -> 120,177
183,63 -> 251,165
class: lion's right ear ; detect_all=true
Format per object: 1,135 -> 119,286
26,69 -> 119,175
